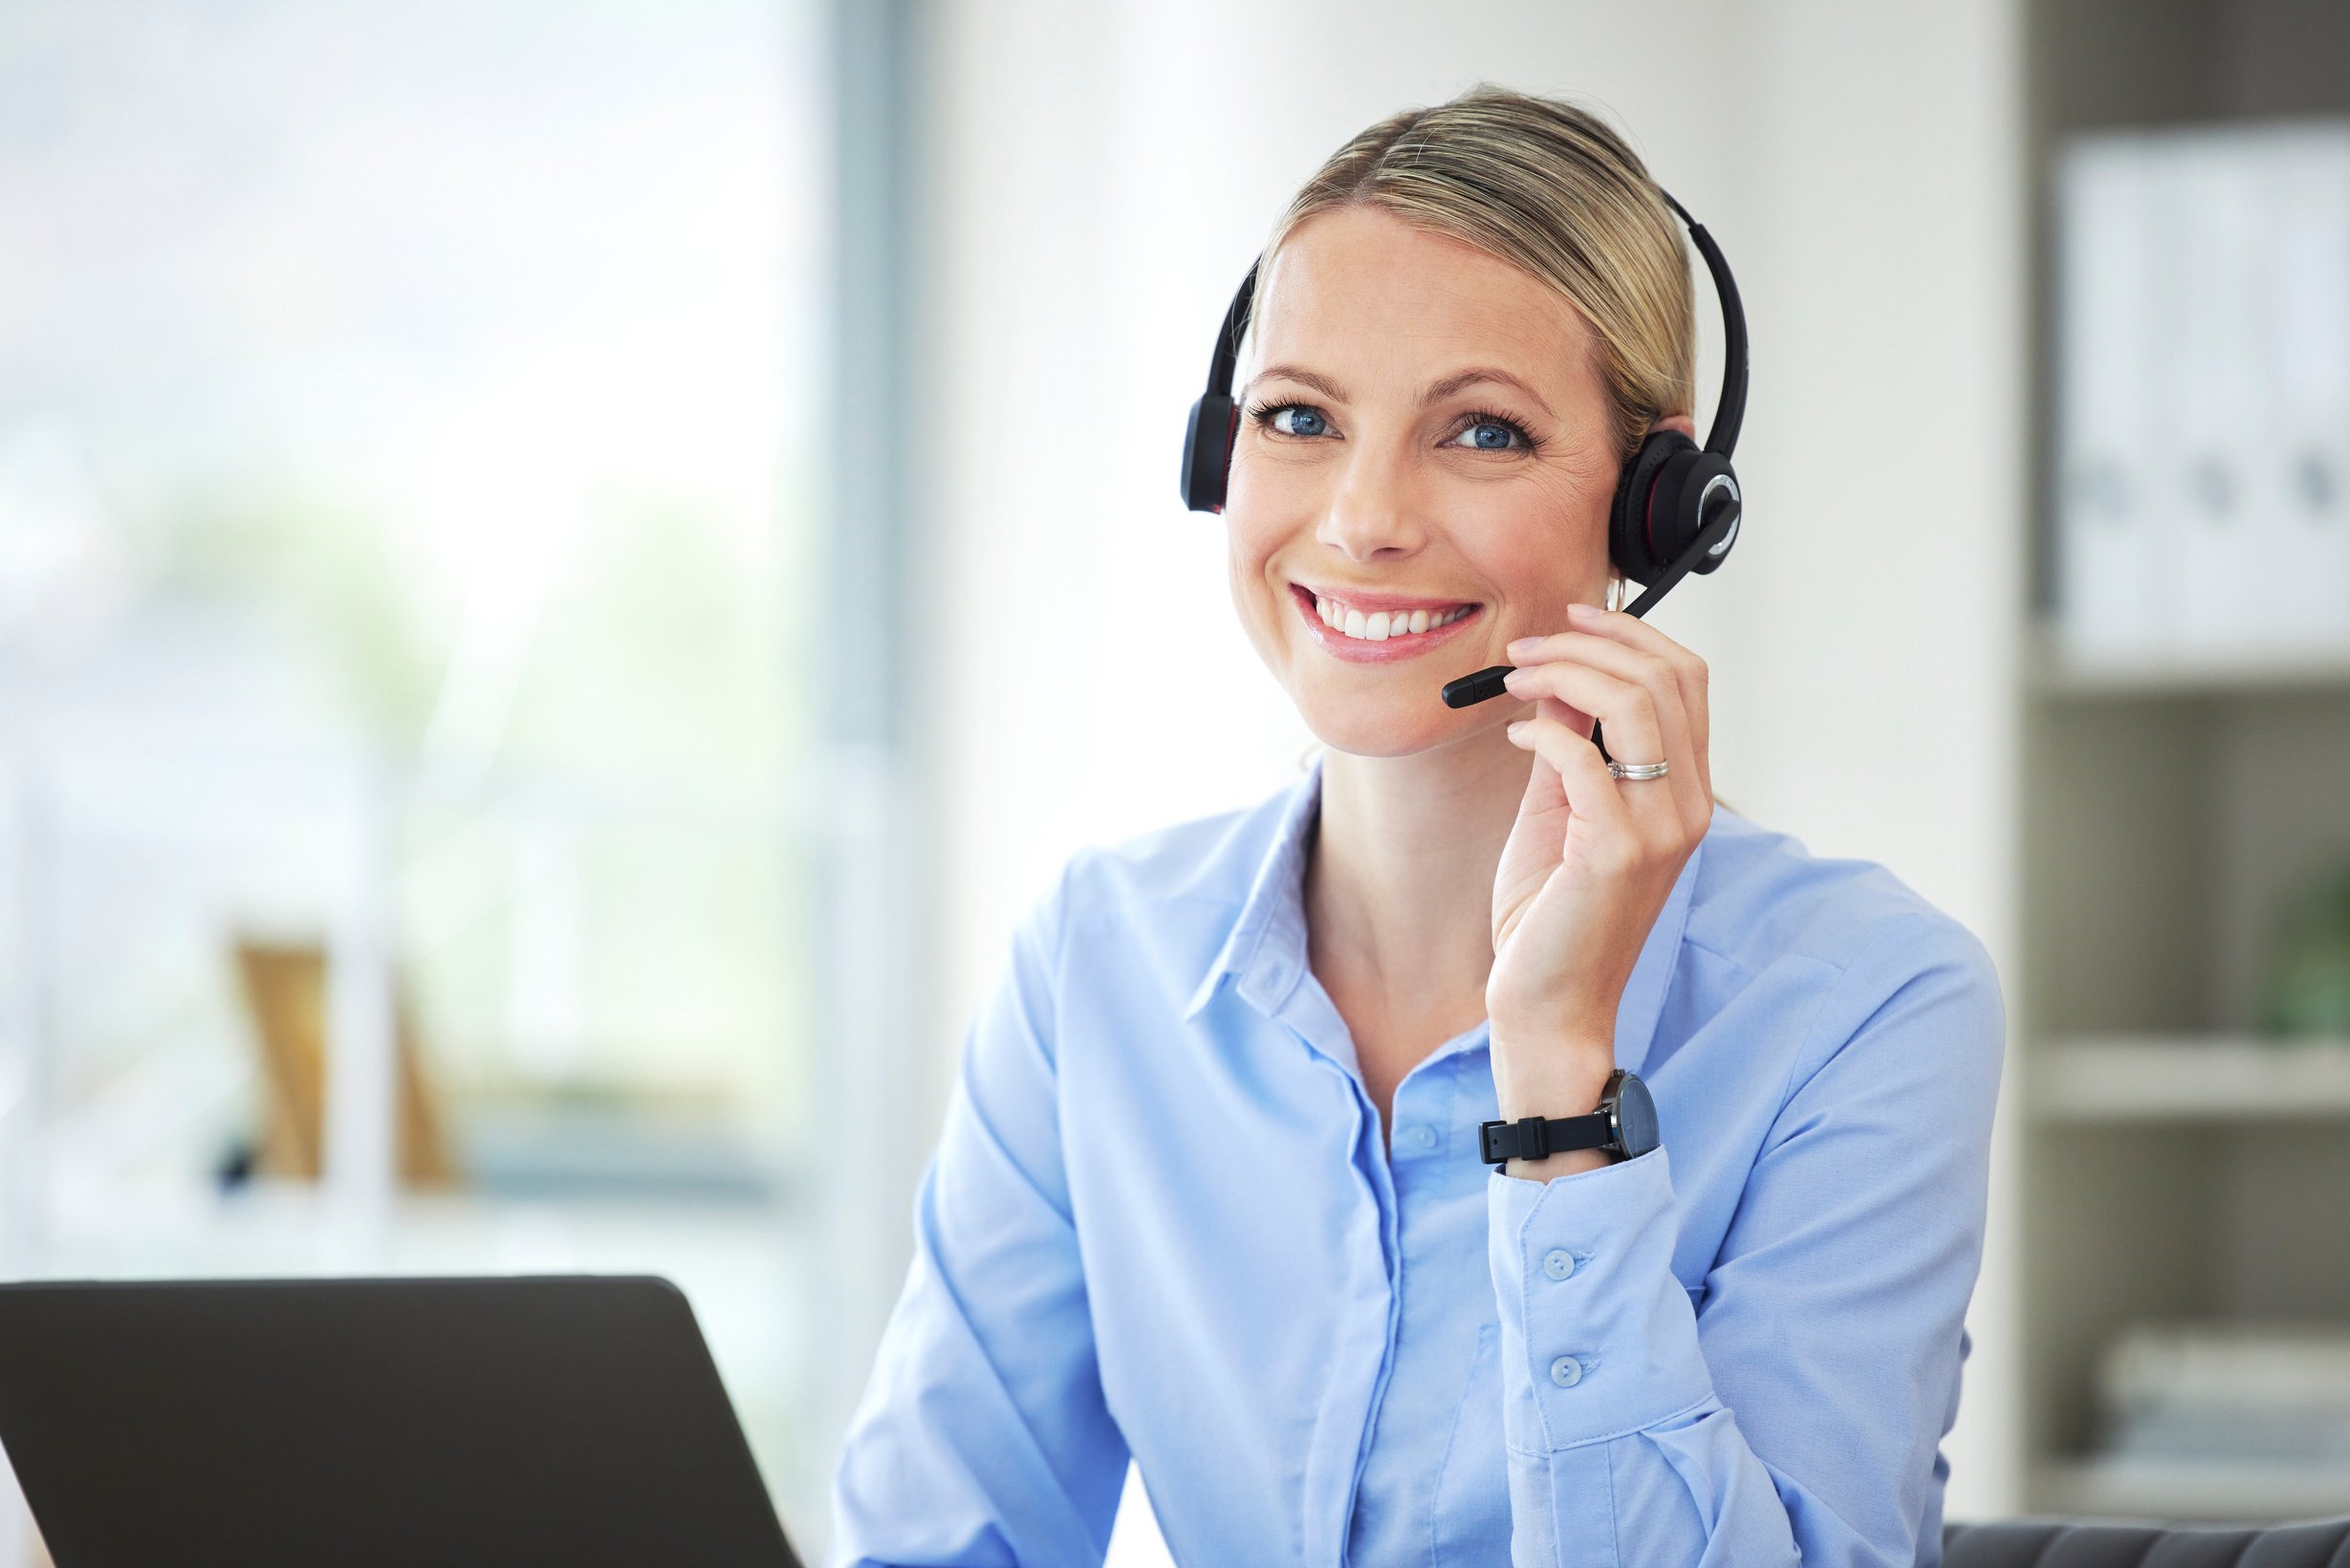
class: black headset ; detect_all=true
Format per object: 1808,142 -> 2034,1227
1178,185 -> 1749,711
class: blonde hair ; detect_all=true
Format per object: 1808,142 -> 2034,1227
1257,83 -> 1695,469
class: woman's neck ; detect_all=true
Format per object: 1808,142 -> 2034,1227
1303,733 -> 1534,1065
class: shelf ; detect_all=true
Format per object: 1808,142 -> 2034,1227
2016,0 -> 2350,1527
2026,625 -> 2350,699
2032,1036 -> 2350,1122
2037,1457 -> 2350,1524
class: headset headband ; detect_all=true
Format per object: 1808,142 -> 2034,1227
1203,256 -> 1259,414
1652,188 -> 1746,460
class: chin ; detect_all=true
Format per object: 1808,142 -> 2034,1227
1292,683 -> 1483,759
1238,597 -> 1501,756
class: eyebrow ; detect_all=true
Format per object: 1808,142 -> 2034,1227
1246,362 -> 1556,419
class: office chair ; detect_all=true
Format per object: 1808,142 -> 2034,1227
1944,1514 -> 2350,1566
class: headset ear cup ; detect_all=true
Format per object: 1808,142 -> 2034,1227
1647,447 -> 1742,574
1607,431 -> 1697,584
1180,392 -> 1237,512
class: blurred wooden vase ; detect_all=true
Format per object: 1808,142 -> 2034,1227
232,939 -> 459,1187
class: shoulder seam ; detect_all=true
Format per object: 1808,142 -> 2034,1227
1047,846 -> 1087,982
1023,848 -> 1099,1078
1771,908 -> 1956,1117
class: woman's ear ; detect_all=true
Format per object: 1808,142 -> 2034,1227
1651,411 -> 1698,443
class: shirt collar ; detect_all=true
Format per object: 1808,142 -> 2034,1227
1183,754 -> 1324,1022
1181,751 -> 1708,1078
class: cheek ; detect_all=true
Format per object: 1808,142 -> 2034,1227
1462,488 -> 1605,597
1222,541 -> 1288,668
1220,459 -> 1272,544
1222,513 -> 1280,605
1220,460 -> 1302,581
1223,437 -> 1329,528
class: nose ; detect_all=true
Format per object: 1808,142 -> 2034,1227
1315,440 -> 1428,563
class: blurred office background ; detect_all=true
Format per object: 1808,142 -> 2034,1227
4,1 -> 2350,1563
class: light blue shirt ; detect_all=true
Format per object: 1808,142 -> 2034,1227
832,754 -> 2005,1567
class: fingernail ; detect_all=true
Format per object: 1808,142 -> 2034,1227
1568,601 -> 1600,621
1506,637 -> 1538,657
1506,721 -> 1528,738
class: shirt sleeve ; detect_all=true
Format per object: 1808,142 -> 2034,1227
830,859 -> 1127,1567
1486,911 -> 2006,1568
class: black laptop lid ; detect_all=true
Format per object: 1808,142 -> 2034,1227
0,1274 -> 802,1568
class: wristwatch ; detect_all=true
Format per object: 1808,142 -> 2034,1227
1478,1068 -> 1660,1165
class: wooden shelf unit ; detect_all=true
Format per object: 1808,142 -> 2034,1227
2019,0 -> 2350,1520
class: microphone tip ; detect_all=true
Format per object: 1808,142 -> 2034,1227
1441,665 -> 1512,708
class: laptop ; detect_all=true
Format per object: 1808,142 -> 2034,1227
0,1275 -> 805,1568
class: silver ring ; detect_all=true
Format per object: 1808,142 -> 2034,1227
1606,758 -> 1670,781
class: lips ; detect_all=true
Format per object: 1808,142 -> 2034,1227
1288,582 -> 1483,664
1295,583 -> 1478,615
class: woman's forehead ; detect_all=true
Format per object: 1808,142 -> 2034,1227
1248,207 -> 1592,403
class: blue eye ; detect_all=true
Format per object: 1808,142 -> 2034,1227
1449,409 -> 1536,451
1261,404 -> 1327,438
1246,400 -> 1540,453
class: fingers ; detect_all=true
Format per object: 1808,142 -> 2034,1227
1505,604 -> 1713,804
1510,603 -> 1709,700
1501,656 -> 1673,761
1565,603 -> 1710,787
1499,657 -> 1707,834
1504,709 -> 1638,851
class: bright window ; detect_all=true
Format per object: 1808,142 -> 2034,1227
0,0 -> 829,1542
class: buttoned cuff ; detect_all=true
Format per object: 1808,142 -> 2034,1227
1487,1143 -> 1713,1451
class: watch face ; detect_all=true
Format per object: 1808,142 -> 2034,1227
1611,1071 -> 1661,1157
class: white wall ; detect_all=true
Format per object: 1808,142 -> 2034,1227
913,0 -> 2025,1538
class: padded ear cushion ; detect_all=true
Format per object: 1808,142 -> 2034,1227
1180,393 -> 1239,512
1651,447 -> 1743,575
1607,430 -> 1697,584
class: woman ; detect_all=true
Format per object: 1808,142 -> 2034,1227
832,84 -> 2003,1567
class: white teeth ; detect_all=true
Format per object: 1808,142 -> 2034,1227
1311,594 -> 1473,641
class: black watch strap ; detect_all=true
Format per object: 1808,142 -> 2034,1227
1478,1109 -> 1614,1165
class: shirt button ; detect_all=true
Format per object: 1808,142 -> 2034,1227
1406,1124 -> 1437,1150
1542,1249 -> 1577,1281
1549,1355 -> 1584,1388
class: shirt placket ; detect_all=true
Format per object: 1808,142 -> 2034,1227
1267,948 -> 1497,1566
1343,1031 -> 1493,1564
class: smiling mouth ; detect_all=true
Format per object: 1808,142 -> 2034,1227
1287,584 -> 1484,663
1292,584 -> 1481,642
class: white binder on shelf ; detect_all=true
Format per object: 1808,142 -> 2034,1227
2155,128 -> 2273,657
2258,123 -> 2350,653
2055,137 -> 2173,659
2057,118 -> 2350,671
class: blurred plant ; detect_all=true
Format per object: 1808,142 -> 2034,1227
149,470 -> 795,784
496,482 -> 792,783
161,476 -> 448,747
2260,857 -> 2350,1039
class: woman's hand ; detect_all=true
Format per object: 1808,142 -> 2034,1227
1485,600 -> 1714,1164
